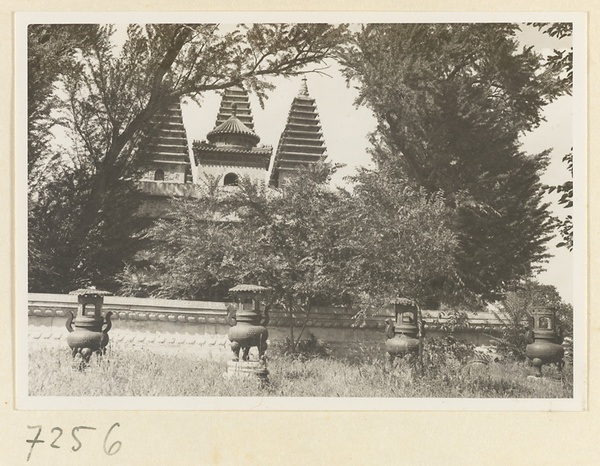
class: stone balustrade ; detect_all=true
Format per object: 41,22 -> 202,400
27,293 -> 506,347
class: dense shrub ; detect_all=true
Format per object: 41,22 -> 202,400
271,333 -> 331,361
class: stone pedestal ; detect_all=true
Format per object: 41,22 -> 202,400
225,360 -> 269,379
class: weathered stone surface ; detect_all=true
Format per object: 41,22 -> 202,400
28,293 -> 505,348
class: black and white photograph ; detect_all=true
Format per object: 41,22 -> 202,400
16,12 -> 586,411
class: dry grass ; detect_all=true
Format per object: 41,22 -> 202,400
28,340 -> 573,398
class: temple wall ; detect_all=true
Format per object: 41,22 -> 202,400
141,165 -> 189,184
197,165 -> 269,186
27,294 -> 504,353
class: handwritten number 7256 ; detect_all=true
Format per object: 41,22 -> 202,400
26,423 -> 121,461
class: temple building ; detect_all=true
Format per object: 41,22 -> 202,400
193,86 -> 273,187
139,78 -> 328,215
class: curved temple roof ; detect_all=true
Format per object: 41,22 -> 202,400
206,112 -> 261,147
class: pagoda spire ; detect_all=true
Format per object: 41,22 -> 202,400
213,86 -> 255,130
193,85 -> 272,180
269,77 -> 327,187
298,76 -> 309,97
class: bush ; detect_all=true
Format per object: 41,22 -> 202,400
271,333 -> 331,361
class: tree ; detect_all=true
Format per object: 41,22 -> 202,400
127,165 -> 354,350
545,150 -> 573,251
28,166 -> 147,293
231,166 -> 355,347
532,22 -> 573,94
339,23 -> 564,300
28,23 -> 348,292
121,175 -> 242,300
27,24 -> 100,184
345,169 -> 467,316
532,23 -> 574,251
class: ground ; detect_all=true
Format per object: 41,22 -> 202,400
28,338 -> 573,398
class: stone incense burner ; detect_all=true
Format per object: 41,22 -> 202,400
525,307 -> 564,377
226,284 -> 271,379
385,298 -> 422,360
65,287 -> 113,365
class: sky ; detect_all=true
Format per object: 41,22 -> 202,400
180,24 -> 575,304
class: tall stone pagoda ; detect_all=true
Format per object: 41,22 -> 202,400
142,100 -> 193,185
269,77 -> 328,187
139,100 -> 195,216
193,87 -> 272,187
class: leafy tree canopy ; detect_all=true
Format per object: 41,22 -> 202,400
345,168 -> 466,311
338,23 -> 567,300
127,163 -> 468,347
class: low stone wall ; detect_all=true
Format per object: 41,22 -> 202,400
28,293 -> 505,351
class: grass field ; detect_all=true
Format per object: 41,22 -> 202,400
28,337 -> 573,398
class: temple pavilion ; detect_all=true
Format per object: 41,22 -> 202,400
139,78 -> 328,215
193,86 -> 273,187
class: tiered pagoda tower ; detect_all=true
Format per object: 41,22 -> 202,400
193,86 -> 272,187
138,80 -> 329,218
141,100 -> 193,185
269,78 -> 328,187
213,86 -> 256,131
138,100 -> 195,217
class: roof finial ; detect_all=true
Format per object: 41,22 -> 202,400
299,76 -> 309,97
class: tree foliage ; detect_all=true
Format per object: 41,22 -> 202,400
533,23 -> 574,251
339,23 -> 565,299
532,22 -> 573,94
128,163 -> 469,347
346,169 -> 464,311
27,24 -> 100,181
125,166 -> 354,346
28,23 -> 348,292
545,150 -> 573,251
